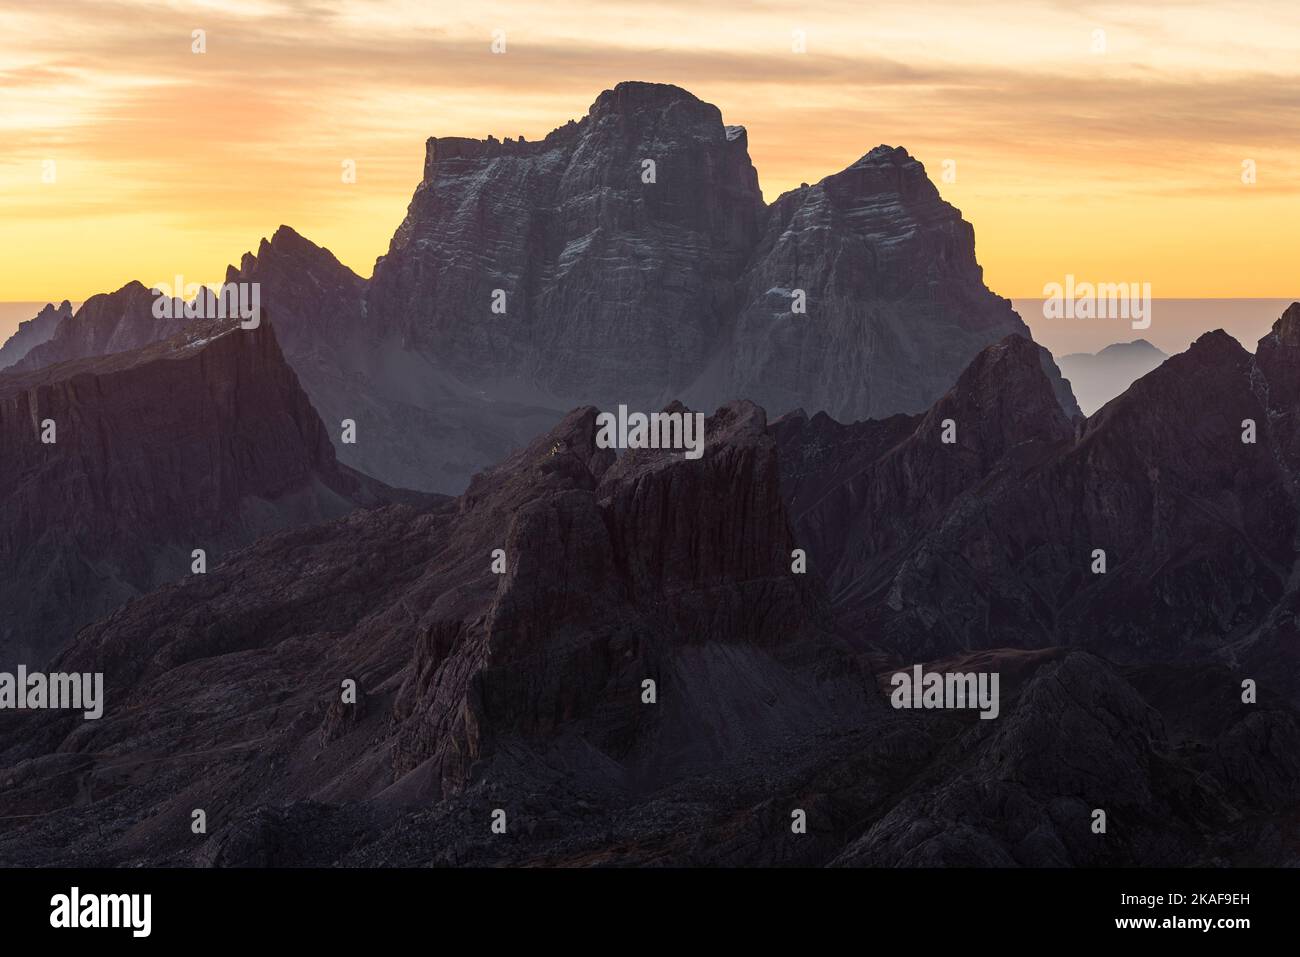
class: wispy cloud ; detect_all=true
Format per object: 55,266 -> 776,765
1,0 -> 1297,299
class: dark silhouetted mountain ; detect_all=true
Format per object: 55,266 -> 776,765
0,315 -> 423,669
1056,339 -> 1167,415
0,400 -> 881,864
0,364 -> 1295,866
4,89 -> 1292,871
776,308 -> 1300,672
0,300 -> 72,370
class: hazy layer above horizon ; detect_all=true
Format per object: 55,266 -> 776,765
0,303 -> 83,348
6,299 -> 1293,372
1017,299 -> 1295,358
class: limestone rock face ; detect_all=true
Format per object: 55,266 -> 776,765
367,82 -> 764,404
701,146 -> 1065,420
364,85 -> 1075,492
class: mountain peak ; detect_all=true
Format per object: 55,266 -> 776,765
594,80 -> 705,111
858,144 -> 915,165
1096,338 -> 1163,357
1187,327 -> 1247,358
925,333 -> 1076,447
269,223 -> 308,248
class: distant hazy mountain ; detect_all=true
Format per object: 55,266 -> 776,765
0,300 -> 71,370
1056,339 -> 1167,415
1015,297 -> 1296,358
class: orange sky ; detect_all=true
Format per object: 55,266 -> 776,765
1,0 -> 1297,303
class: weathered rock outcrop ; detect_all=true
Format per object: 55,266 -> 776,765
368,82 -> 764,401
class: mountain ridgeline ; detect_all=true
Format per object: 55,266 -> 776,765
219,81 -> 1074,492
1,311 -> 1297,866
0,316 -> 426,668
2,80 -> 1297,868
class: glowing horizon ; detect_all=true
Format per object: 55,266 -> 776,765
2,0 -> 1298,303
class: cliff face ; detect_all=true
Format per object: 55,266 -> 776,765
365,83 -> 1075,477
0,316 -> 406,668
702,146 -> 1062,420
0,300 -> 72,370
368,82 -> 764,403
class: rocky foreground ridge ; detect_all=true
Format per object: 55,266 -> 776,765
0,315 -> 423,669
0,310 -> 1295,867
